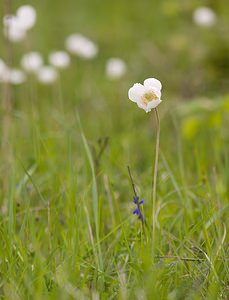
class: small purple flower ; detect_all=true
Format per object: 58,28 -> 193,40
133,207 -> 140,215
133,197 -> 144,220
133,196 -> 139,204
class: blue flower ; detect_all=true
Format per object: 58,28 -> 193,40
133,197 -> 144,220
133,196 -> 139,204
133,207 -> 140,215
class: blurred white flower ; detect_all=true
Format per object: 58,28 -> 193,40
128,78 -> 162,113
37,66 -> 57,84
3,14 -> 15,27
0,65 -> 26,84
0,59 -> 7,74
9,69 -> 26,85
49,51 -> 70,69
7,26 -> 26,42
0,59 -> 8,82
21,52 -> 43,73
65,34 -> 98,59
3,15 -> 26,42
16,5 -> 37,30
3,5 -> 36,43
106,58 -> 126,79
193,7 -> 216,27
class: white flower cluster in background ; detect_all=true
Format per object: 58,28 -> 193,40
1,5 -> 127,86
21,52 -> 58,84
20,51 -> 70,83
193,7 -> 217,27
3,5 -> 36,43
106,58 -> 126,80
0,50 -> 70,85
65,34 -> 98,59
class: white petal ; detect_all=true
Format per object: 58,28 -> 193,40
141,103 -> 151,113
128,83 -> 145,103
136,101 -> 147,111
144,78 -> 162,91
147,99 -> 162,110
154,89 -> 161,99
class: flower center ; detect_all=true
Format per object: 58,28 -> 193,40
141,91 -> 158,105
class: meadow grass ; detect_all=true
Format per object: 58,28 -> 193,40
1,0 -> 229,299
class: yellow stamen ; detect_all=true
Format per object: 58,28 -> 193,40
141,91 -> 158,105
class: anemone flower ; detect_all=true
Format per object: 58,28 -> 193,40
16,5 -> 37,30
9,69 -> 26,85
21,52 -> 43,73
65,33 -> 98,59
128,78 -> 162,113
193,7 -> 216,27
37,66 -> 57,84
106,58 -> 126,80
49,51 -> 70,69
3,15 -> 26,42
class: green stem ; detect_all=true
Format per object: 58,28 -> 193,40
153,108 -> 160,241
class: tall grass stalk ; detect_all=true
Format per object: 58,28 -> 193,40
77,113 -> 104,286
152,108 -> 160,242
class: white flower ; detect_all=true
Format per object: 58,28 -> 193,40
193,7 -> 216,27
9,69 -> 26,85
128,78 -> 162,113
3,5 -> 36,42
37,66 -> 57,84
0,65 -> 26,84
21,52 -> 43,73
3,15 -> 26,42
7,26 -> 26,42
0,58 -> 7,75
65,34 -> 98,59
0,59 -> 8,82
16,5 -> 37,30
106,58 -> 126,79
49,51 -> 70,69
3,14 -> 15,27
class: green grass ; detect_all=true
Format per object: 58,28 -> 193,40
1,0 -> 229,299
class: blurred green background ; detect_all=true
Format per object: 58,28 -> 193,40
0,0 -> 229,299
